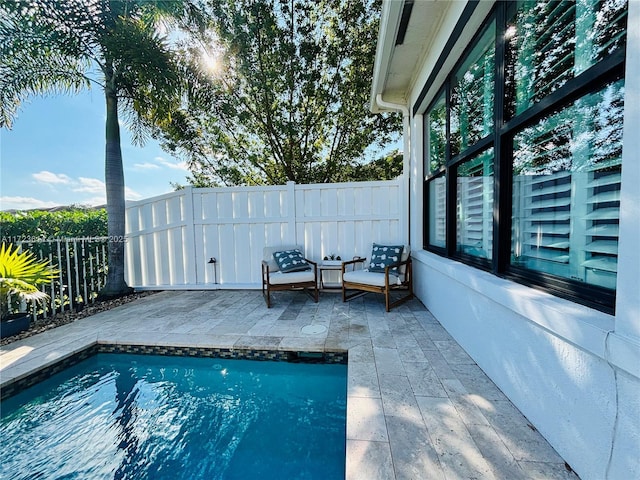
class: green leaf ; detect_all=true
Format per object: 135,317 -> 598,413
159,0 -> 401,185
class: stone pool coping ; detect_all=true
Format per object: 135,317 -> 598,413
0,342 -> 348,400
0,290 -> 577,480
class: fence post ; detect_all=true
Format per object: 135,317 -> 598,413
48,249 -> 56,316
65,239 -> 74,310
56,241 -> 64,312
89,243 -> 95,299
182,186 -> 198,285
81,240 -> 88,305
73,239 -> 80,305
101,243 -> 107,290
287,181 -> 297,244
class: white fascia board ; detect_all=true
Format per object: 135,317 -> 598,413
410,1 -> 494,113
369,0 -> 404,113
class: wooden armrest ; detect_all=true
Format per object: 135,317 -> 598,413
342,257 -> 366,266
383,257 -> 409,270
342,257 -> 366,273
383,257 -> 411,277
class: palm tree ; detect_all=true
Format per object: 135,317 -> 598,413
0,0 -> 212,297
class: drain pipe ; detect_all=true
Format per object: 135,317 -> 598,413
376,94 -> 411,244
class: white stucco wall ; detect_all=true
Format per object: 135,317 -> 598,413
616,0 -> 640,343
411,252 -> 639,479
402,2 -> 640,479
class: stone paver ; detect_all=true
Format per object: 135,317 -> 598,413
0,289 -> 579,479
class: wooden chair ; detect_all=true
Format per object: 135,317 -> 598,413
342,244 -> 413,312
261,245 -> 318,308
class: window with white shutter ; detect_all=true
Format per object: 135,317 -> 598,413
511,80 -> 623,288
457,149 -> 494,260
421,0 -> 627,312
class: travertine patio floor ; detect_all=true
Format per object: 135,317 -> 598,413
0,290 -> 579,479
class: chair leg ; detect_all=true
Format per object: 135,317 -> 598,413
302,285 -> 318,303
386,261 -> 413,312
387,289 -> 414,311
263,283 -> 272,308
261,265 -> 272,308
343,287 -> 368,302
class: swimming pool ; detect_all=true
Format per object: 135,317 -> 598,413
0,353 -> 347,479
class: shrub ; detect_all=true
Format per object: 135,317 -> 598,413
0,207 -> 107,241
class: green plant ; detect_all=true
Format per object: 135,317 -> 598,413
0,243 -> 58,319
165,0 -> 401,187
1,0 -> 212,297
0,208 -> 108,240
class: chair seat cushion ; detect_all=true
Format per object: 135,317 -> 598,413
268,270 -> 316,285
343,269 -> 402,287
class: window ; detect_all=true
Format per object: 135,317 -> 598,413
457,148 -> 494,260
450,22 -> 495,157
427,175 -> 446,249
421,0 -> 627,312
426,91 -> 447,174
511,80 -> 623,289
505,0 -> 627,117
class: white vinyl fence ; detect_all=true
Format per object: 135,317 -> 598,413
125,180 -> 407,289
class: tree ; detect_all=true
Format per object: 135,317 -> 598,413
350,150 -> 403,181
162,0 -> 401,186
0,0 -> 212,297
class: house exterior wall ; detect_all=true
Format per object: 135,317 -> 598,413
412,251 -> 638,479
399,2 -> 640,479
124,180 -> 406,288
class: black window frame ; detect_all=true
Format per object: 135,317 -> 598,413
419,0 -> 627,314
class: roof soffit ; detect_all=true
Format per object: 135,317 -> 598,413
370,0 -> 451,112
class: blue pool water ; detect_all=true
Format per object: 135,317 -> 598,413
0,354 -> 347,480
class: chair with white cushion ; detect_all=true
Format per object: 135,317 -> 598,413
261,245 -> 318,308
341,244 -> 413,312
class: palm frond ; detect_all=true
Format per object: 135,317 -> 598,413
0,243 -> 58,315
0,0 -> 95,127
0,243 -> 59,287
0,278 -> 48,301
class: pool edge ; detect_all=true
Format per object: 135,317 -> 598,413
1,343 -> 348,400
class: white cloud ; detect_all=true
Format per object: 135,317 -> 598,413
130,156 -> 188,172
69,179 -> 141,202
125,187 -> 143,201
32,171 -> 72,185
5,171 -> 145,211
133,162 -> 161,170
73,177 -> 105,194
154,156 -> 189,171
0,196 -> 60,211
32,171 -> 105,195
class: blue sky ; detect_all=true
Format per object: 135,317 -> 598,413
0,89 -> 190,211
